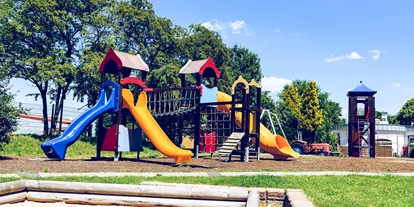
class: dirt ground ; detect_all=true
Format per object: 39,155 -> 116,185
1,154 -> 414,174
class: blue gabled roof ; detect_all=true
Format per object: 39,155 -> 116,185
347,81 -> 377,96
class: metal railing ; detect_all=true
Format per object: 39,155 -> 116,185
12,102 -> 87,134
334,124 -> 411,132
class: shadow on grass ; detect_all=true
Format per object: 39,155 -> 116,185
258,157 -> 297,162
83,157 -> 224,169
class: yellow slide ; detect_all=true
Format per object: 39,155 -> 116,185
121,89 -> 192,164
216,91 -> 299,159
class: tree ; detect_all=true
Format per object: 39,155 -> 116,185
114,0 -> 178,70
279,80 -> 341,144
73,0 -> 117,109
1,0 -> 59,135
147,64 -> 181,88
316,100 -> 344,148
229,45 -> 262,82
281,85 -> 303,133
177,24 -> 232,93
396,98 -> 414,125
0,0 -> 108,136
300,81 -> 323,143
0,72 -> 19,150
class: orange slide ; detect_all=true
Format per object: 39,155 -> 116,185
216,91 -> 300,159
121,89 -> 192,164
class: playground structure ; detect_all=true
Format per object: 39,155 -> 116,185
41,48 -> 299,164
347,81 -> 377,158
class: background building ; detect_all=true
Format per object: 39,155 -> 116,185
334,112 -> 414,157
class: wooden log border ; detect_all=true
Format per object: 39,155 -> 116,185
26,191 -> 246,207
0,192 -> 27,205
0,180 -> 315,207
0,180 -> 26,196
25,180 -> 248,201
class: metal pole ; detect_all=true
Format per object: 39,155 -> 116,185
267,111 -> 276,135
271,111 -> 287,139
260,109 -> 266,119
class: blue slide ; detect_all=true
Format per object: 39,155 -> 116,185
41,81 -> 120,160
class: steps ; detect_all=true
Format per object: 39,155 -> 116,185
217,132 -> 245,161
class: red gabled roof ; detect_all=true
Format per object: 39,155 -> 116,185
179,57 -> 220,78
99,48 -> 149,73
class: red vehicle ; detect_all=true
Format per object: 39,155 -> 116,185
290,140 -> 330,156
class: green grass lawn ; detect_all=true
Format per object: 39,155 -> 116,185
0,135 -> 164,159
1,175 -> 411,207
1,135 -> 412,206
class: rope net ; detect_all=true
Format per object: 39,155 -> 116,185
201,105 -> 232,149
146,88 -> 199,117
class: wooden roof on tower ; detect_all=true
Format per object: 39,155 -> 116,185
347,81 -> 377,96
179,57 -> 220,78
99,48 -> 149,73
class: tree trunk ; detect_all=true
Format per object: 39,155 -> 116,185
40,85 -> 49,136
51,86 -> 62,134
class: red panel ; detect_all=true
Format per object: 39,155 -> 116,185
204,132 -> 216,153
99,48 -> 122,73
196,86 -> 203,96
101,124 -> 117,151
199,57 -> 221,78
120,77 -> 146,88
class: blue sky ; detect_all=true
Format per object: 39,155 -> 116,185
10,0 -> 414,117
150,0 -> 414,117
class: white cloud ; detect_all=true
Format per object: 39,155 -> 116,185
392,83 -> 401,87
346,51 -> 364,60
201,22 -> 214,30
201,19 -> 225,31
273,29 -> 280,33
326,51 -> 364,63
292,33 -> 299,37
201,19 -> 251,36
368,50 -> 385,60
230,20 -> 245,34
326,54 -> 345,63
261,76 -> 292,100
406,88 -> 414,92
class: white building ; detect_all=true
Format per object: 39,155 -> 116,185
333,112 -> 414,157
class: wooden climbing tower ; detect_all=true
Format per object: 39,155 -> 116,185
217,76 -> 262,162
347,81 -> 377,158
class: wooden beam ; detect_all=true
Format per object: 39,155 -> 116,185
0,192 -> 27,205
140,182 -> 247,191
0,180 -> 26,196
246,190 -> 260,207
27,191 -> 246,207
25,180 -> 248,201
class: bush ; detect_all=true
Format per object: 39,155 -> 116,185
0,80 -> 19,150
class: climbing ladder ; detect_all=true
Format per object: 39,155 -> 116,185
357,108 -> 370,157
217,132 -> 245,161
